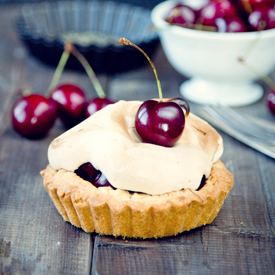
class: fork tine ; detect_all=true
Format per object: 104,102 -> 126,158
216,103 -> 275,138
204,105 -> 260,138
204,104 -> 275,145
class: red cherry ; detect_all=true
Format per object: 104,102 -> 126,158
166,4 -> 197,28
199,0 -> 238,27
50,83 -> 87,128
12,94 -> 56,139
85,97 -> 114,118
135,99 -> 186,147
198,15 -> 247,32
214,17 -> 228,32
119,38 -> 190,148
248,6 -> 275,30
267,90 -> 275,115
226,16 -> 248,32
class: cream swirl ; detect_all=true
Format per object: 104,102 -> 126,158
48,100 -> 223,195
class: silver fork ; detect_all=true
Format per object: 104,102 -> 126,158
203,103 -> 275,146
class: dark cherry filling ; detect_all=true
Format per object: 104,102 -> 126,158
196,175 -> 206,191
75,162 -> 112,188
75,162 -> 99,182
76,162 -> 207,192
94,172 -> 112,187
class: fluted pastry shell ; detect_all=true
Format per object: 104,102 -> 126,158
41,159 -> 233,239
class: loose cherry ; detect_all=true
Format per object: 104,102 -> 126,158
68,42 -> 115,118
238,55 -> 275,116
119,38 -> 190,147
45,42 -> 88,128
267,90 -> 275,115
165,4 -> 197,28
11,42 -> 73,138
50,83 -> 86,128
12,94 -> 57,139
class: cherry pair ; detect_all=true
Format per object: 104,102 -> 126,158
11,85 -> 113,139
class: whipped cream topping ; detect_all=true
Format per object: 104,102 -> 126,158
48,100 -> 223,195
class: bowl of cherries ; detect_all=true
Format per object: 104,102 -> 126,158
151,0 -> 275,106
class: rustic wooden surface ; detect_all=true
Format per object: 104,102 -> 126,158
0,4 -> 275,275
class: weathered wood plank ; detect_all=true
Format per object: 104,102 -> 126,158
0,5 -> 94,275
92,225 -> 275,275
0,127 -> 94,275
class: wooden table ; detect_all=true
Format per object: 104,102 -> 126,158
1,4 -> 275,275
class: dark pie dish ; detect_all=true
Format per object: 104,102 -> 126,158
16,1 -> 159,74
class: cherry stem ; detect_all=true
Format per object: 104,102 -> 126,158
238,57 -> 275,91
68,42 -> 106,99
240,0 -> 267,30
241,33 -> 262,61
119,37 -> 163,102
22,89 -> 31,97
193,23 -> 217,32
194,17 -> 217,32
238,30 -> 275,91
168,98 -> 190,117
240,0 -> 252,14
46,41 -> 71,96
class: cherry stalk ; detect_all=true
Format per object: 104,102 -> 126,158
46,41 -> 72,96
11,42 -> 73,139
119,38 -> 163,102
119,38 -> 189,147
238,56 -> 275,115
69,42 -> 106,99
67,42 -> 114,118
12,41 -> 84,138
46,41 -> 86,128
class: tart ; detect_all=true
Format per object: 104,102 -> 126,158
41,100 -> 234,238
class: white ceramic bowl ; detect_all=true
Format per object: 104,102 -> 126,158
151,0 -> 275,106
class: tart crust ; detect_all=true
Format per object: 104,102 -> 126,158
41,160 -> 233,238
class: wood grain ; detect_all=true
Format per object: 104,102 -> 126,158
0,4 -> 274,275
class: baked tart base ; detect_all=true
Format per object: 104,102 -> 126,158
41,160 -> 233,239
